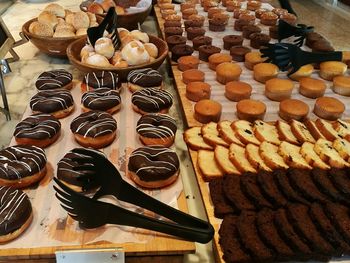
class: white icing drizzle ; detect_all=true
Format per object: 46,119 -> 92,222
14,113 -> 60,139
136,114 -> 176,140
71,111 -> 117,138
81,88 -> 121,108
30,90 -> 74,111
131,88 -> 173,111
84,71 -> 119,89
0,146 -> 46,179
129,146 -> 179,175
127,68 -> 162,83
35,70 -> 72,90
0,186 -> 30,231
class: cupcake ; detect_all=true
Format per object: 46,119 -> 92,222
223,35 -> 244,50
198,45 -> 221,62
192,36 -> 213,50
186,27 -> 205,40
171,44 -> 194,62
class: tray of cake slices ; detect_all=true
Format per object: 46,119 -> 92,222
155,0 -> 350,262
0,65 -> 195,258
156,0 -> 350,127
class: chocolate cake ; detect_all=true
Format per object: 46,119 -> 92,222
287,169 -> 328,202
256,209 -> 294,260
240,173 -> 274,209
309,203 -> 350,255
223,175 -> 255,211
286,204 -> 334,255
209,178 -> 237,217
237,211 -> 274,261
256,170 -> 288,208
273,170 -> 310,205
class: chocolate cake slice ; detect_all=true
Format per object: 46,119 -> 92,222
223,175 -> 256,211
287,168 -> 329,202
329,168 -> 350,199
311,168 -> 349,204
274,209 -> 312,259
323,202 -> 350,244
237,211 -> 275,261
240,173 -> 274,209
256,209 -> 294,260
309,203 -> 350,255
209,178 -> 237,218
256,170 -> 288,208
286,204 -> 334,255
219,215 -> 252,263
273,170 -> 310,205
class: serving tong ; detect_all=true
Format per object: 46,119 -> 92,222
53,148 -> 214,244
87,7 -> 121,49
260,43 -> 343,75
277,20 -> 314,47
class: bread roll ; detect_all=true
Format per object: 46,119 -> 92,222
101,0 -> 116,12
76,28 -> 88,36
121,40 -> 150,65
55,22 -> 75,33
44,3 -> 65,18
65,13 -> 75,25
130,30 -> 150,43
38,11 -> 58,29
85,53 -> 111,67
80,45 -> 95,59
94,37 -> 115,59
29,22 -> 54,37
87,2 -> 104,15
53,28 -> 75,38
144,43 -> 158,58
72,11 -> 90,30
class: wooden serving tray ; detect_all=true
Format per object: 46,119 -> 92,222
0,80 -> 195,261
155,5 -> 350,128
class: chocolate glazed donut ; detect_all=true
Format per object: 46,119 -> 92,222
81,88 -> 121,114
128,146 -> 180,189
70,111 -> 117,149
136,113 -> 177,147
35,69 -> 73,90
0,186 -> 32,243
126,68 -> 163,92
82,71 -> 120,91
30,89 -> 74,119
14,113 -> 61,148
0,145 -> 47,188
131,88 -> 173,115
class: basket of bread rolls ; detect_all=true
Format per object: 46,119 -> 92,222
80,0 -> 152,30
22,3 -> 102,57
66,28 -> 168,80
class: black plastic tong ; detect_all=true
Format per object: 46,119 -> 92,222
261,43 -> 343,75
53,148 -> 214,244
278,20 -> 314,47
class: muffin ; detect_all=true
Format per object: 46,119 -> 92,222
250,33 -> 271,49
209,17 -> 227,31
184,19 -> 204,29
233,9 -> 250,19
332,75 -> 350,96
178,55 -> 200,71
182,69 -> 205,84
164,27 -> 183,38
255,8 -> 268,19
260,12 -> 278,26
253,63 -> 279,83
242,25 -> 262,39
247,0 -> 262,11
182,8 -> 198,19
265,78 -> 294,101
230,46 -> 251,62
314,97 -> 345,120
269,25 -> 279,39
216,62 -> 242,84
288,64 -> 314,81
186,27 -> 205,40
279,99 -> 309,121
299,77 -> 326,99
244,51 -> 266,70
236,99 -> 266,121
192,36 -> 213,50
186,82 -> 211,101
164,20 -> 182,28
166,35 -> 187,50
198,45 -> 221,62
171,44 -> 194,62
207,7 -> 223,19
208,53 -> 232,70
223,35 -> 244,50
280,13 -> 297,25
225,81 -> 252,101
194,99 -> 222,123
319,61 -> 347,81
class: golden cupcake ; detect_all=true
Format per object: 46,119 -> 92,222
314,96 -> 345,120
299,77 -> 326,99
244,51 -> 266,70
225,81 -> 252,101
333,75 -> 350,96
236,99 -> 266,121
319,61 -> 347,81
253,63 -> 279,83
265,78 -> 294,101
289,64 -> 314,81
216,62 -> 242,84
279,99 -> 309,121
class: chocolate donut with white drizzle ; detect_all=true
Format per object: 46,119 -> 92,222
35,69 -> 73,90
70,111 -> 117,149
131,88 -> 173,115
30,89 -> 74,119
128,146 -> 180,188
81,71 -> 120,91
57,151 -> 96,192
0,145 -> 47,188
14,113 -> 61,148
0,186 -> 32,243
136,113 -> 177,147
81,88 -> 121,114
126,68 -> 163,92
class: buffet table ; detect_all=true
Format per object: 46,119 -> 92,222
0,0 -> 215,262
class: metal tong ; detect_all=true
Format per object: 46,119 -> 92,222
278,20 -> 314,47
260,43 -> 343,75
53,148 -> 214,244
87,7 -> 121,49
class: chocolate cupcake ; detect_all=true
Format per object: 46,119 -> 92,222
242,25 -> 261,39
223,35 -> 244,50
249,33 -> 271,49
164,27 -> 183,38
166,35 -> 187,50
184,19 -> 204,29
234,19 -> 254,31
186,27 -> 205,40
192,36 -> 213,50
269,25 -> 279,39
209,17 -> 227,32
230,46 -> 251,62
171,44 -> 194,62
198,45 -> 221,62
164,20 -> 182,28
